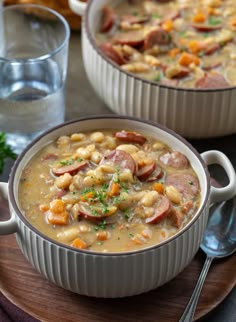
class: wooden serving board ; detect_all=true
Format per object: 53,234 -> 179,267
0,228 -> 235,322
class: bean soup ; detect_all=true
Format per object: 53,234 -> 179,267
18,129 -> 201,253
96,0 -> 236,88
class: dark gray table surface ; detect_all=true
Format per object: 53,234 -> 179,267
0,31 -> 235,322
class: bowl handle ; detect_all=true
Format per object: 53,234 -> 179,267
0,182 -> 18,235
69,0 -> 87,16
201,150 -> 236,204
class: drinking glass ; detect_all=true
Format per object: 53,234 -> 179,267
0,4 -> 70,154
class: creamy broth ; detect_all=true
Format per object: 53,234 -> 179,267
18,129 -> 201,253
96,0 -> 236,89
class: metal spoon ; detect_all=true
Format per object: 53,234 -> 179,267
179,197 -> 236,322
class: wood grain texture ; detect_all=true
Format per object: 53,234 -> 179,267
0,228 -> 235,322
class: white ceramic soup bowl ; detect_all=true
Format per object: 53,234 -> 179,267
0,116 -> 235,298
69,0 -> 236,139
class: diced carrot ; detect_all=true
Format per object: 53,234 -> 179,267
47,211 -> 69,225
230,19 -> 236,28
96,231 -> 109,241
39,204 -> 49,212
138,160 -> 146,167
131,236 -> 143,245
80,191 -> 96,202
188,40 -> 205,54
181,200 -> 193,214
109,182 -> 120,196
178,52 -> 200,67
153,182 -> 164,194
50,199 -> 65,214
207,7 -> 215,15
141,229 -> 152,239
162,19 -> 173,32
168,47 -> 180,58
192,11 -> 207,23
71,237 -> 87,249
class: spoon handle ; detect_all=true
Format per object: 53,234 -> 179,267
179,256 -> 213,322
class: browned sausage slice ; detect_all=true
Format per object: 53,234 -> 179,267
114,30 -> 144,47
159,151 -> 189,169
99,43 -> 126,65
78,203 -> 109,221
195,73 -> 230,89
100,149 -> 136,174
145,195 -> 171,224
100,6 -> 116,33
144,27 -> 171,49
146,165 -> 163,182
136,161 -> 156,181
202,61 -> 222,71
191,23 -> 222,32
162,10 -> 180,22
165,173 -> 200,200
115,130 -> 147,145
121,14 -> 149,25
204,42 -> 220,55
52,160 -> 88,176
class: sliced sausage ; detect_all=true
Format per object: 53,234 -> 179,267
161,10 -> 180,22
114,30 -> 144,47
144,27 -> 171,49
195,73 -> 230,89
100,149 -> 136,174
121,14 -> 149,25
202,61 -> 222,71
159,151 -> 189,169
169,208 -> 184,228
78,203 -> 109,221
165,173 -> 200,200
52,160 -> 88,176
146,165 -> 163,182
99,43 -> 126,65
100,6 -> 116,33
136,161 -> 156,181
204,42 -> 220,55
191,23 -> 222,32
145,195 -> 171,224
115,130 -> 147,145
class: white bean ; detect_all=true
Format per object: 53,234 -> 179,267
90,132 -> 105,143
57,227 -> 80,242
165,185 -> 182,204
116,144 -> 139,154
141,191 -> 159,207
55,173 -> 73,190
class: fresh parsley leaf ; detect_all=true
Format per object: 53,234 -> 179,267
208,16 -> 222,26
0,132 -> 17,173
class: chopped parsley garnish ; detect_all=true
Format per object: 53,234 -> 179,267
154,71 -> 163,82
128,233 -> 134,238
60,159 -> 74,166
152,13 -> 162,19
179,31 -> 187,38
97,241 -> 103,246
189,181 -> 193,185
208,16 -> 222,26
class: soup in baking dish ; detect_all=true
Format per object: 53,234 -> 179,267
96,0 -> 236,89
18,129 -> 201,253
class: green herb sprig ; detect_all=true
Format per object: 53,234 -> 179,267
0,132 -> 17,173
